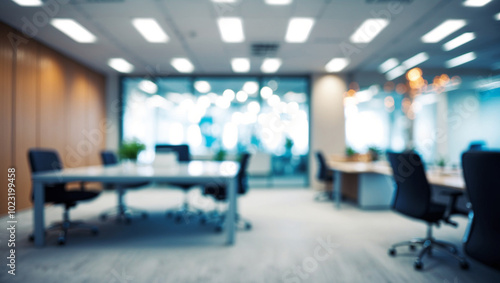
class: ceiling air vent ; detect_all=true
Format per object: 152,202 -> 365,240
251,43 -> 279,57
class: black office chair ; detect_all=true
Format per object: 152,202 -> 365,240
386,151 -> 468,270
315,151 -> 334,201
202,153 -> 252,232
99,151 -> 149,223
155,144 -> 204,222
28,149 -> 100,245
462,151 -> 500,270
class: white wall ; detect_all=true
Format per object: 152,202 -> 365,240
105,73 -> 120,151
310,74 -> 347,189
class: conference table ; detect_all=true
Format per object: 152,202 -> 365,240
31,161 -> 240,247
327,160 -> 465,209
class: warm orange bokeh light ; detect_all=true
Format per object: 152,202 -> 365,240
406,68 -> 422,82
384,96 -> 395,108
349,82 -> 360,91
384,81 -> 395,92
396,83 -> 407,94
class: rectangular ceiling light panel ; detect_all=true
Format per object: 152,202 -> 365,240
378,58 -> 399,73
231,58 -> 250,73
50,19 -> 97,43
217,17 -> 245,43
261,58 -> 282,73
108,58 -> 134,73
350,18 -> 389,43
421,19 -> 467,43
171,58 -> 195,73
132,18 -> 169,43
445,52 -> 476,68
325,58 -> 349,72
285,18 -> 315,43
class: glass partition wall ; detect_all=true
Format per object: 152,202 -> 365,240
121,76 -> 310,186
346,73 -> 500,167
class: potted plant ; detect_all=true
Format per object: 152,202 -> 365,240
368,146 -> 382,162
214,148 -> 227,161
345,146 -> 357,161
436,157 -> 446,173
119,139 -> 146,162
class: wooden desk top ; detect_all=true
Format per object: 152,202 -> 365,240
327,160 -> 465,190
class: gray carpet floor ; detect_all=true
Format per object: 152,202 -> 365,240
1,187 -> 499,283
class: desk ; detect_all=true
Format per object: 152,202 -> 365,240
31,161 -> 239,247
327,160 -> 465,209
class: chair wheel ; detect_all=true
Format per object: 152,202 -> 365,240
414,260 -> 423,270
91,228 -> 99,236
125,217 -> 132,224
244,223 -> 252,230
460,260 -> 469,270
409,245 -> 416,251
215,225 -> 223,233
100,215 -> 107,221
200,218 -> 207,225
175,216 -> 183,223
388,248 -> 396,256
57,237 -> 66,245
29,234 -> 35,242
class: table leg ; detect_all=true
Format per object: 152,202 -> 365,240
33,181 -> 45,247
334,171 -> 342,209
226,177 -> 237,245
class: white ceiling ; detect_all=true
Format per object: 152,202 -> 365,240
1,0 -> 499,77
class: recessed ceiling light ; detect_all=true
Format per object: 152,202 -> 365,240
378,58 -> 399,73
325,58 -> 349,72
11,0 -> 42,6
402,52 -> 429,69
421,19 -> 467,43
442,32 -> 475,51
463,0 -> 492,7
50,19 -> 97,43
261,58 -> 282,73
132,18 -> 169,43
445,52 -> 476,68
385,66 -> 406,81
285,18 -> 315,43
495,12 -> 500,21
108,58 -> 134,73
265,0 -> 292,5
194,81 -> 211,93
171,58 -> 195,73
350,18 -> 389,43
231,58 -> 250,73
217,17 -> 245,43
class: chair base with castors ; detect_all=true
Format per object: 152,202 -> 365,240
99,187 -> 148,224
29,207 -> 98,245
200,204 -> 252,232
166,201 -> 205,224
388,224 -> 469,270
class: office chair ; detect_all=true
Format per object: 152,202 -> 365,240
155,144 -> 204,222
28,149 -> 100,245
201,153 -> 252,232
386,151 -> 468,270
315,151 -> 334,201
99,151 -> 149,224
462,151 -> 500,270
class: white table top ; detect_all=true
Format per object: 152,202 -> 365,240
32,161 -> 240,184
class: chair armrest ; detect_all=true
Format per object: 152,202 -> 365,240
442,190 -> 466,224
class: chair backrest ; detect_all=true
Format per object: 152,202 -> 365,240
461,151 -> 500,270
27,148 -> 66,202
386,151 -> 431,219
101,151 -> 119,166
315,151 -> 330,181
237,153 -> 251,194
28,149 -> 63,173
155,144 -> 191,162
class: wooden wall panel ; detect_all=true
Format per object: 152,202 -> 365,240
0,22 -> 107,215
14,33 -> 39,212
39,45 -> 66,153
0,25 -> 14,215
86,71 -> 106,165
64,62 -> 89,168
